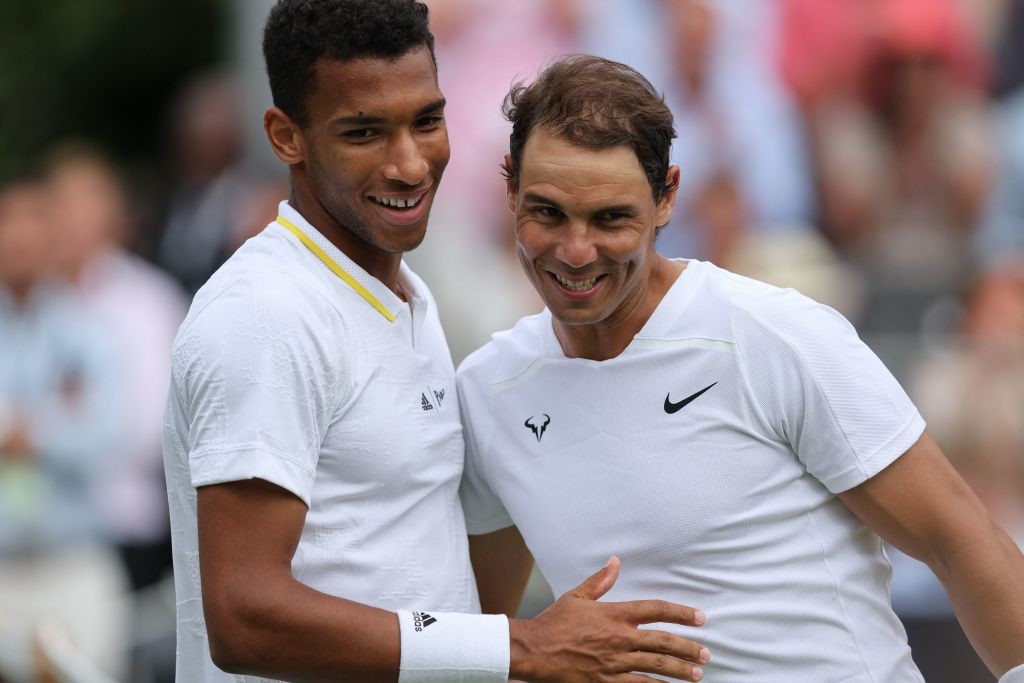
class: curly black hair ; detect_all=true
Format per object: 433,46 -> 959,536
262,0 -> 435,127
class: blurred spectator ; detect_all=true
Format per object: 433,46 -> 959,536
0,180 -> 127,680
651,0 -> 815,270
914,273 -> 1024,522
155,71 -> 260,297
897,270 -> 1024,683
787,0 -> 994,379
993,0 -> 1024,98
426,0 -> 579,249
977,87 -> 1024,271
46,145 -> 187,594
575,0 -> 861,316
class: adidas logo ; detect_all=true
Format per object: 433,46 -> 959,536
421,393 -> 434,411
411,611 -> 437,631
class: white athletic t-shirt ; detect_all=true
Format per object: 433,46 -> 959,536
164,202 -> 478,683
459,259 -> 926,682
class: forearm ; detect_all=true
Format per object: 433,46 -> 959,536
199,479 -> 510,681
207,575 -> 400,682
470,527 -> 534,616
931,518 -> 1024,677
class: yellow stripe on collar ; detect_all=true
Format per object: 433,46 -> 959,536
276,215 -> 396,322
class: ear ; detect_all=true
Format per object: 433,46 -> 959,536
654,165 -> 681,228
264,106 -> 305,165
504,154 -> 517,214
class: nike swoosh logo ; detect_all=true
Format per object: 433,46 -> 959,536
664,382 -> 717,414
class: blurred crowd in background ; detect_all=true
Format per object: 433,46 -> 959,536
0,1 -> 1022,681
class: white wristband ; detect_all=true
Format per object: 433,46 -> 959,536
396,610 -> 509,682
1000,662 -> 1024,683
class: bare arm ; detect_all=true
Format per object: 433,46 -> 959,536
470,526 -> 535,616
839,432 -> 1024,677
201,480 -> 710,682
198,479 -> 400,682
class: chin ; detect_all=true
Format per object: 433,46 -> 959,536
548,306 -> 601,326
364,225 -> 428,254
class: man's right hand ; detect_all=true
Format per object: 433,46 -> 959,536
508,556 -> 709,682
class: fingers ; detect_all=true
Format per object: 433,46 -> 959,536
568,556 -> 620,601
614,598 -> 707,627
633,628 -> 710,666
613,652 -> 706,682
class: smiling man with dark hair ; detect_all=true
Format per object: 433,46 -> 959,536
459,54 -> 1024,683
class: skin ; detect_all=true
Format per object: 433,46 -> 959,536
507,128 -> 682,361
199,48 -> 710,682
0,184 -> 53,306
491,126 -> 1024,678
264,47 -> 449,293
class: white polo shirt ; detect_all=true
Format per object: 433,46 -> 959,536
164,202 -> 478,683
458,259 -> 926,682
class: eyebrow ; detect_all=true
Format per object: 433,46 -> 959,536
332,98 -> 447,126
521,192 -> 638,216
522,192 -> 560,207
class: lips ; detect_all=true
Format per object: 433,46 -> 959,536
369,193 -> 424,209
367,190 -> 430,226
548,271 -> 605,298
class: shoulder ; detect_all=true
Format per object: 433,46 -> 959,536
183,231 -> 346,339
668,262 -> 829,339
171,250 -> 352,394
672,263 -> 860,377
457,311 -> 551,389
692,263 -> 853,342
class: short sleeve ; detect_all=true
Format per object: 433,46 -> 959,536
733,290 -> 925,493
171,275 -> 350,506
457,372 -> 514,535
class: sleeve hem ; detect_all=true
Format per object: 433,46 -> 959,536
190,445 -> 317,507
823,413 -> 926,494
465,514 -> 516,536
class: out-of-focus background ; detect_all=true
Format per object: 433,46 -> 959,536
0,1 -> 1021,681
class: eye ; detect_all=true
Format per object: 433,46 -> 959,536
342,128 -> 376,141
598,211 -> 627,222
536,206 -> 561,219
417,115 -> 444,130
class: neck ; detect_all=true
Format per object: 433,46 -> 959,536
288,181 -> 403,293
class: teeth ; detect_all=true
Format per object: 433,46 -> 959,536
555,273 -> 598,291
373,195 -> 422,209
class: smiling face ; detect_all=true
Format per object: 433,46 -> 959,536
509,128 -> 680,358
268,46 -> 448,274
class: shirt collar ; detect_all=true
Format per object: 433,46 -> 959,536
275,201 -> 415,322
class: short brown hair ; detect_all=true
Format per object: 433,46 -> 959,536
502,54 -> 677,201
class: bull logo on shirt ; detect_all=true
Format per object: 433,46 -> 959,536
524,414 -> 550,442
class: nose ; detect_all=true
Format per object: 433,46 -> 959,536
554,221 -> 597,269
382,130 -> 429,185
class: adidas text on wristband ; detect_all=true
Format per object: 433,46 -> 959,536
396,610 -> 509,682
